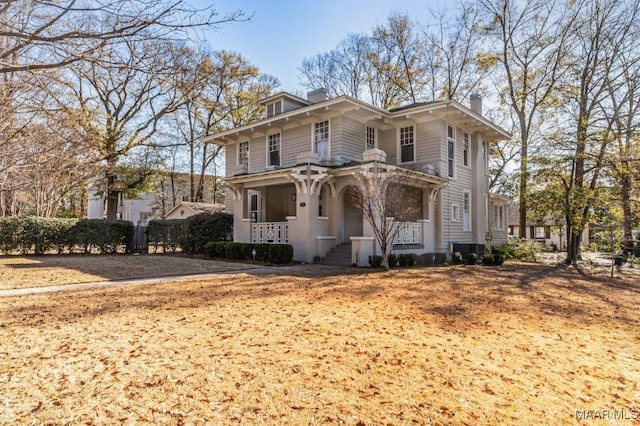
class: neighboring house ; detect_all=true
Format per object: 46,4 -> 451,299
507,202 -> 589,250
164,201 -> 226,220
87,172 -> 222,224
205,89 -> 512,265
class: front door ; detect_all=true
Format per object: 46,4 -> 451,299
248,190 -> 263,222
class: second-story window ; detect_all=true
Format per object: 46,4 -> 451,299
366,126 -> 376,150
315,120 -> 329,158
238,141 -> 249,166
400,125 -> 414,163
463,132 -> 469,168
268,133 -> 280,167
448,125 -> 455,178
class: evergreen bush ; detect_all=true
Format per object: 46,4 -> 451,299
369,255 -> 383,267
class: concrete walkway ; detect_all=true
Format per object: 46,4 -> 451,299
0,265 -> 316,298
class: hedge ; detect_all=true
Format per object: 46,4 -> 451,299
204,241 -> 294,264
147,219 -> 187,253
182,212 -> 233,255
0,217 -> 133,254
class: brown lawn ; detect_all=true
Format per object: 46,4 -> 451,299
0,255 -> 262,290
0,262 -> 639,425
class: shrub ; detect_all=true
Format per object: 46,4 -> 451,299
467,252 -> 478,265
253,244 -> 270,262
493,253 -> 505,266
434,253 -> 447,265
147,219 -> 186,253
482,253 -> 494,266
268,244 -> 294,264
451,251 -> 462,264
225,242 -> 244,260
398,253 -> 416,267
182,212 -> 233,254
418,253 -> 435,266
388,253 -> 398,268
369,255 -> 383,267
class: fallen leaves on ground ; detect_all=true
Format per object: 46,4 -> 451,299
0,263 -> 639,425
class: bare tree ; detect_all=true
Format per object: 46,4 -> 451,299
52,36 -> 184,219
349,162 -> 422,270
602,38 -> 640,254
478,0 -> 575,241
0,0 -> 246,74
422,2 -> 489,102
171,47 -> 279,202
559,0 -> 640,263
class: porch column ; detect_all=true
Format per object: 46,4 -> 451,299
228,184 -> 251,243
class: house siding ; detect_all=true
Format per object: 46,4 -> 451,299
335,116 -> 367,163
282,125 -> 309,167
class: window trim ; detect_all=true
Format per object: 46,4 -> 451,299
238,141 -> 249,166
463,191 -> 471,231
312,119 -> 330,159
266,132 -> 281,167
451,203 -> 460,222
398,125 -> 416,164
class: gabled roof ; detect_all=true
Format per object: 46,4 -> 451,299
204,93 -> 512,146
164,201 -> 225,218
257,91 -> 310,107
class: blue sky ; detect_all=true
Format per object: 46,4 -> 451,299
196,0 -> 440,95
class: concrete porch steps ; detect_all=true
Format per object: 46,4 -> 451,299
315,243 -> 353,266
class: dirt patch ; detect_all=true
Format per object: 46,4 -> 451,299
0,264 -> 639,425
0,255 -> 262,290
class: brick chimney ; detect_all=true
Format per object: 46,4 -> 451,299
470,93 -> 482,115
307,88 -> 328,104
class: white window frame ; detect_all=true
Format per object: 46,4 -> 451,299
451,203 -> 460,222
238,141 -> 249,166
267,133 -> 281,167
366,126 -> 377,150
447,125 -> 456,178
534,226 -> 546,239
463,191 -> 471,231
399,125 -> 415,163
463,132 -> 470,168
493,205 -> 504,230
313,120 -> 330,159
266,100 -> 283,118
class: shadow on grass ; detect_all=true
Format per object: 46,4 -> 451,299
1,263 -> 638,332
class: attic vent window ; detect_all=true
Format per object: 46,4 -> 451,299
266,100 -> 283,117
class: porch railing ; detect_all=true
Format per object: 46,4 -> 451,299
393,222 -> 422,245
251,222 -> 289,244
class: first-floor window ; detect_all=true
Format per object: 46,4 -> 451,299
463,192 -> 471,231
451,204 -> 460,222
400,125 -> 414,162
268,133 -> 280,167
494,205 -> 504,230
238,141 -> 249,165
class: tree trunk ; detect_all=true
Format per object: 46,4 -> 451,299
105,161 -> 119,220
621,171 -> 633,254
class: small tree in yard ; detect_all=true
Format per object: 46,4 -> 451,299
349,162 -> 421,270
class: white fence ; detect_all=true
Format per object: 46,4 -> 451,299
251,222 -> 289,244
393,222 -> 422,245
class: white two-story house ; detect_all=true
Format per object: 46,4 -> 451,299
205,89 -> 511,265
